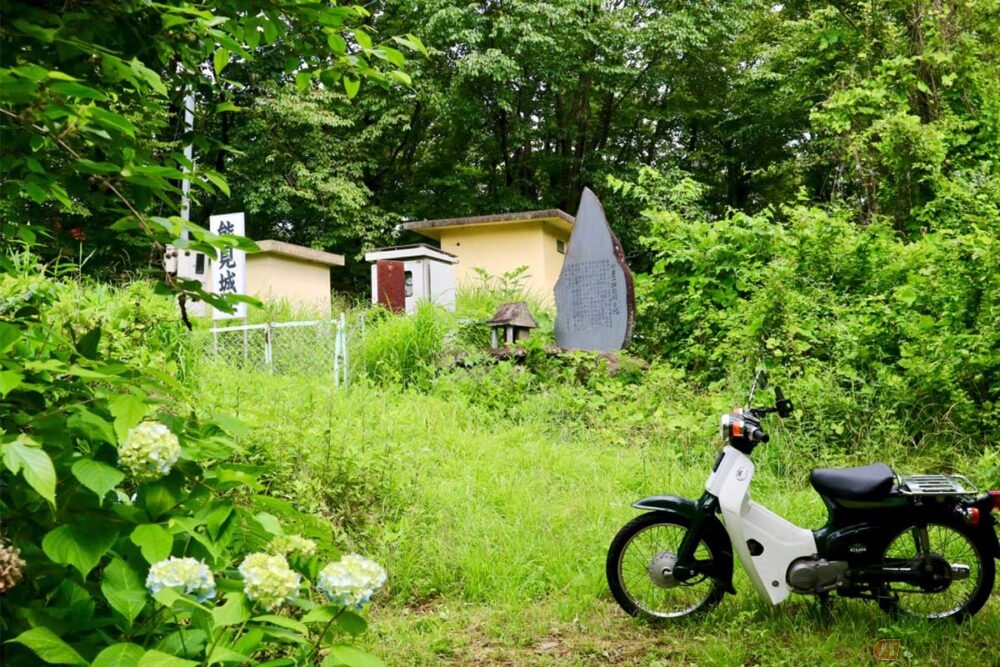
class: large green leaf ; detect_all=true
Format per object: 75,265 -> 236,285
72,457 -> 125,503
9,627 -> 88,666
0,321 -> 20,353
109,393 -> 148,441
92,643 -> 144,667
131,523 -> 173,564
101,557 -> 148,624
211,592 -> 250,628
42,521 -> 119,577
0,369 -> 24,397
3,435 -> 57,505
321,645 -> 385,667
137,650 -> 199,667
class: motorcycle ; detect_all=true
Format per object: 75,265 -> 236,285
606,371 -> 1000,622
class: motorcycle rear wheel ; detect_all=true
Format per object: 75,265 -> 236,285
876,520 -> 995,622
606,511 -> 726,620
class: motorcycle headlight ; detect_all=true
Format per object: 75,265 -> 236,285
720,410 -> 744,443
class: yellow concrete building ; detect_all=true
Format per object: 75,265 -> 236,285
400,209 -> 574,301
243,240 -> 344,315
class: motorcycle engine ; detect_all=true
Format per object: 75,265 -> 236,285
787,557 -> 849,593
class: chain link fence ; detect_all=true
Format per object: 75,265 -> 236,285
198,317 -> 350,384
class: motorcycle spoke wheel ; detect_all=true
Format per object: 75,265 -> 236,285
878,522 -> 995,622
606,512 -> 724,620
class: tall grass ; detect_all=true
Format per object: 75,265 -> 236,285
193,353 -> 1000,666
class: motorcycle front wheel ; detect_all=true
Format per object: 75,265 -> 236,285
606,511 -> 726,620
876,520 -> 995,622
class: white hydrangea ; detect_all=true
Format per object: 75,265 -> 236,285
317,554 -> 387,609
268,534 -> 317,558
118,421 -> 181,481
238,553 -> 300,610
146,556 -> 215,602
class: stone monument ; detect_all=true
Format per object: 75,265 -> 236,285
553,188 -> 634,351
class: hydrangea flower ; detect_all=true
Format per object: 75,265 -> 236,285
118,421 -> 181,481
238,553 -> 300,610
146,556 -> 215,602
268,534 -> 317,558
317,554 -> 387,609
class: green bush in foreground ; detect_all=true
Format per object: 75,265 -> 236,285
0,260 -> 386,667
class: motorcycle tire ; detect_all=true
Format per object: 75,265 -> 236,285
606,511 -> 727,621
875,520 -> 995,622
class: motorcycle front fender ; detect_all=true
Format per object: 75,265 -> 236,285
632,494 -> 736,594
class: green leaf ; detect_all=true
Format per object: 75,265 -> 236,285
336,610 -> 368,636
321,645 -> 385,667
42,521 -> 119,577
214,102 -> 241,113
211,592 -> 250,628
9,627 -> 88,665
72,458 -> 125,503
131,523 -> 174,564
139,476 -> 184,520
206,646 -> 254,664
0,322 -> 21,353
3,435 -> 57,505
68,406 -> 117,444
326,33 -> 347,55
343,76 -> 360,99
213,48 -> 230,76
102,557 -> 148,624
89,107 -> 137,137
110,393 -> 148,441
353,28 -> 372,50
92,643 -> 145,667
137,650 -> 199,667
75,158 -> 122,174
387,70 -> 411,87
252,614 -> 309,635
51,81 -> 107,100
76,326 -> 102,358
0,370 -> 24,397
254,512 -> 284,536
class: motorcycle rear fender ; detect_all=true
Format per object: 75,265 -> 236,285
970,494 -> 1000,559
632,494 -> 736,594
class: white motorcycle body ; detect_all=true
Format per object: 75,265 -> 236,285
705,445 -> 817,604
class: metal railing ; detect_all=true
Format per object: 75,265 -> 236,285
200,315 -> 349,385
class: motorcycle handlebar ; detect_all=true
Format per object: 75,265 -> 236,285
749,428 -> 769,444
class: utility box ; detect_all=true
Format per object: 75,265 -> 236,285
365,244 -> 458,313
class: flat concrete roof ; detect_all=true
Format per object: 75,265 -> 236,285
255,240 -> 345,267
400,209 -> 574,239
364,243 -> 458,264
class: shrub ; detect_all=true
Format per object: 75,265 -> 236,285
0,257 -> 385,667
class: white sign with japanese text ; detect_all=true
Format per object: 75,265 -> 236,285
210,212 -> 248,319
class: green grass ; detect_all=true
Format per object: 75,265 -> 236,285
195,364 -> 1000,666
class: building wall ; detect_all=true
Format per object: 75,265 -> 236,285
540,222 -> 572,299
246,254 -> 331,315
439,222 -> 556,299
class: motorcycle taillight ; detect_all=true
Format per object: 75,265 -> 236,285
991,490 -> 1000,512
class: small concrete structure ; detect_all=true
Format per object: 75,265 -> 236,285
400,210 -> 574,301
485,302 -> 538,347
245,240 -> 345,315
364,244 -> 458,313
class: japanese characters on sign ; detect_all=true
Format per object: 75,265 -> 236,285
209,212 -> 247,319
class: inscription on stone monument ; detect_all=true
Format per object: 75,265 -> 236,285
554,188 -> 634,351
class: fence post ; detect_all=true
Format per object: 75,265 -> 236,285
264,323 -> 273,374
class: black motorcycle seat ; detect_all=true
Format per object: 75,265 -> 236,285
809,462 -> 896,501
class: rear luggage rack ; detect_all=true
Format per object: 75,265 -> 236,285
898,474 -> 978,496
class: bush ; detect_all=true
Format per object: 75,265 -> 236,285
0,257 -> 385,667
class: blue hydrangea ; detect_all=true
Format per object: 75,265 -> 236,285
118,421 -> 181,481
146,556 -> 215,603
317,554 -> 387,609
238,553 -> 301,610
